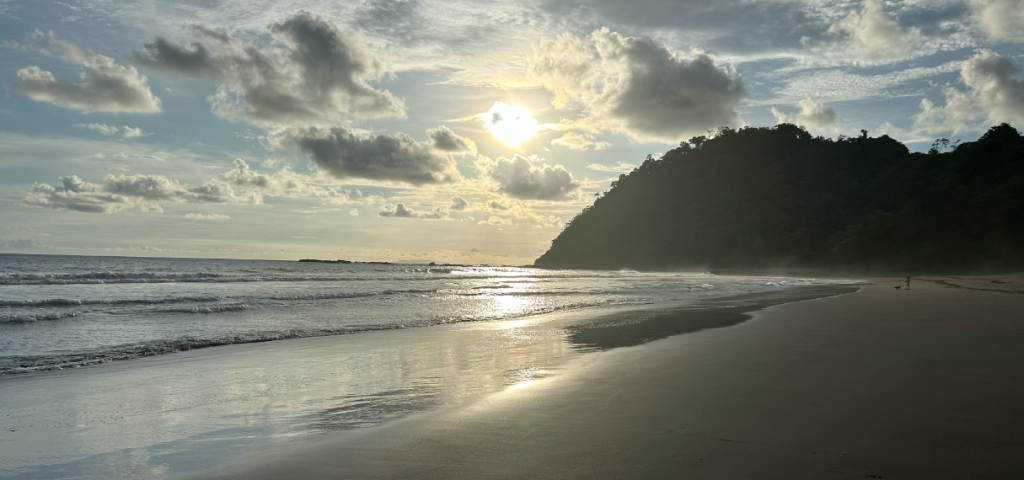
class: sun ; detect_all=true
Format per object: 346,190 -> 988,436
482,102 -> 539,146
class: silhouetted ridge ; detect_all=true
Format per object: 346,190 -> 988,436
535,124 -> 1024,272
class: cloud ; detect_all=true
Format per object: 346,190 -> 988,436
970,0 -> 1024,43
187,179 -> 263,205
353,0 -> 424,45
217,158 -> 354,203
538,0 -> 825,56
486,199 -> 512,211
527,29 -> 746,143
875,122 -> 907,138
74,123 -> 150,138
426,126 -> 476,154
527,34 -> 595,108
586,161 -> 636,173
350,208 -> 360,216
133,12 -> 404,126
449,196 -> 469,211
960,50 -> 1024,123
476,154 -> 580,201
826,0 -> 924,61
479,216 -> 513,226
184,213 -> 230,220
912,50 -> 1024,135
24,175 -> 179,213
770,98 -> 840,134
533,214 -> 563,229
551,132 -> 610,151
14,32 -> 161,113
1,238 -> 49,250
378,203 -> 448,219
286,126 -> 461,185
24,159 -> 362,213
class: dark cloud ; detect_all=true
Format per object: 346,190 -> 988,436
449,196 -> 469,211
286,126 -> 461,185
23,160 -> 356,214
378,203 -> 448,219
134,36 -> 221,77
25,175 -> 176,213
530,29 -> 747,142
427,126 -> 476,154
133,12 -> 404,126
476,154 -> 580,201
15,33 -> 160,113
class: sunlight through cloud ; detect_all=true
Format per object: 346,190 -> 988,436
482,102 -> 541,146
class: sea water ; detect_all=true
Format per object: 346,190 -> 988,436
0,254 -> 836,375
0,254 -> 852,479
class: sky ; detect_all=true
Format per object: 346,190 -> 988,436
1,0 -> 1023,264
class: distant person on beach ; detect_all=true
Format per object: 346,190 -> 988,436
905,274 -> 911,290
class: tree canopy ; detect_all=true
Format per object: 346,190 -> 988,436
535,124 -> 1024,273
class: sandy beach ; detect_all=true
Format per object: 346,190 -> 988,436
188,277 -> 1024,479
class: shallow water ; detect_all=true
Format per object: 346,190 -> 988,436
1,254 -> 834,374
0,254 -> 856,479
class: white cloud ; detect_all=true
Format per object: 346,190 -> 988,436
912,50 -> 1024,135
378,203 -> 448,219
527,28 -> 746,143
286,126 -> 461,185
479,216 -> 513,226
586,161 -> 636,173
770,98 -> 840,134
768,61 -> 963,105
350,208 -> 359,216
476,154 -> 580,201
133,12 -> 403,126
826,0 -> 924,61
74,123 -> 150,138
184,213 -> 230,220
970,0 -> 1024,43
15,32 -> 161,113
875,121 -> 907,138
960,49 -> 1024,124
551,132 -> 610,151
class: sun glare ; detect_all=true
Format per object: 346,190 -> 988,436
482,102 -> 539,146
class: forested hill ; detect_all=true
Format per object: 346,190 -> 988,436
535,124 -> 1024,273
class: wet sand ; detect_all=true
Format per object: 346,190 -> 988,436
189,279 -> 1024,479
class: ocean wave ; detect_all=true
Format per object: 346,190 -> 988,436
155,304 -> 250,314
0,326 -> 404,374
0,312 -> 79,324
0,270 -> 633,286
0,296 -> 223,308
0,297 -> 649,374
266,289 -> 438,301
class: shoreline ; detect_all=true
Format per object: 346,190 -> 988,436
0,281 -> 855,479
186,278 -> 1024,479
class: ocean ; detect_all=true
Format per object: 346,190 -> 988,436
0,254 -> 855,479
